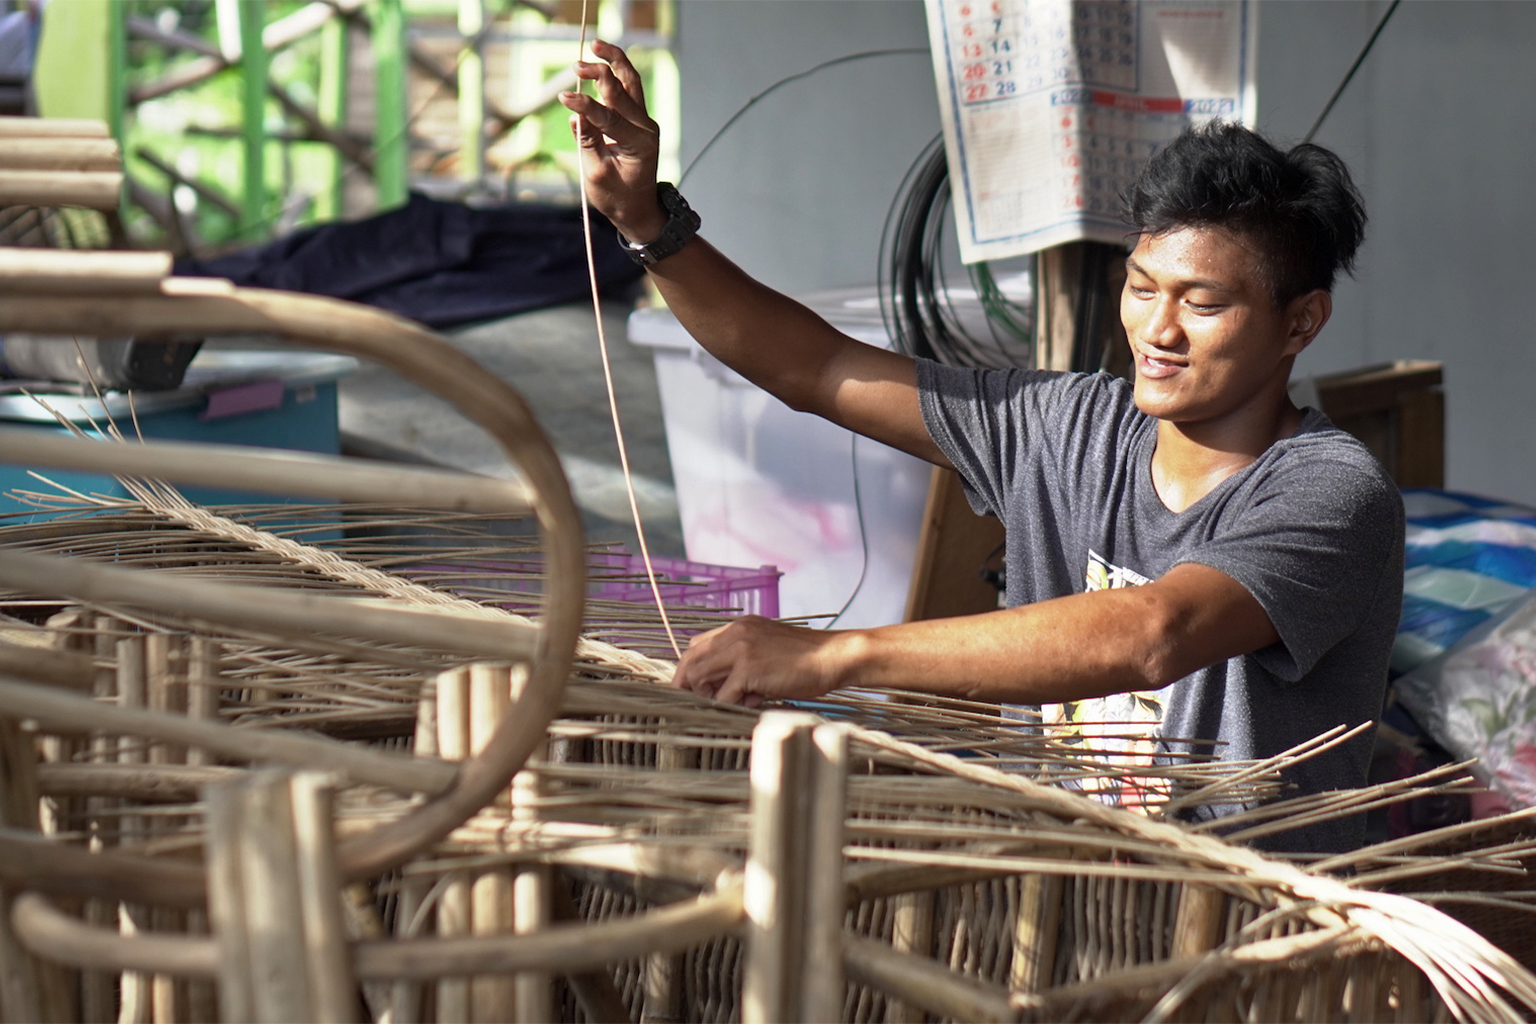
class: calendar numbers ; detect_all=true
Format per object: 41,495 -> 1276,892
950,0 -> 1137,109
931,0 -> 1252,261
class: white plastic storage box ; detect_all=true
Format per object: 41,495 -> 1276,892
628,288 -> 932,629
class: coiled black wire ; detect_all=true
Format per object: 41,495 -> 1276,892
878,134 -> 1036,370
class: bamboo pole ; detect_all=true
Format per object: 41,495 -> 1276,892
12,894 -> 218,980
643,730 -> 699,1023
11,886 -> 747,982
507,669 -> 552,1024
1171,883 -> 1227,959
0,171 -> 123,212
470,664 -> 516,1024
845,934 -> 1016,1024
0,426 -> 536,514
1011,873 -> 1063,992
0,677 -> 458,795
885,891 -> 935,1024
742,713 -> 849,1024
436,666 -> 472,1024
116,634 -> 153,1024
0,139 -> 121,172
146,634 -> 189,1023
291,773 -> 362,1023
0,117 -> 109,138
0,641 -> 94,691
0,548 -> 542,664
0,249 -> 167,293
232,770 -> 316,1021
0,717 -> 43,1024
0,827 -> 204,910
185,638 -> 219,769
388,874 -> 427,1024
80,618 -> 118,1024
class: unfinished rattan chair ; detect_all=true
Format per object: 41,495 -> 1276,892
0,251 -> 1534,1023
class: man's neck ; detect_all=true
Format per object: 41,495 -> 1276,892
1150,399 -> 1306,514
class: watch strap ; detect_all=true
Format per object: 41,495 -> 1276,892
618,182 -> 700,267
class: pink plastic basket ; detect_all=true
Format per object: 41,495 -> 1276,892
587,552 -> 781,619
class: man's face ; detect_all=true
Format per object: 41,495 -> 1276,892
1121,226 -> 1309,426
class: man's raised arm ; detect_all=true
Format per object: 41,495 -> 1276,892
559,41 -> 949,469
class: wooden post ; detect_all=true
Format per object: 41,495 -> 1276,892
205,769 -> 360,1023
1170,883 -> 1227,959
116,635 -> 153,1024
435,666 -> 472,1024
1034,241 -> 1128,376
1010,873 -> 1063,993
742,712 -> 848,1024
903,466 -> 1006,623
0,715 -> 43,1024
884,891 -> 935,1024
80,616 -> 120,1024
643,731 -> 699,1023
290,773 -> 361,1023
507,666 -> 551,1024
469,663 -> 515,1024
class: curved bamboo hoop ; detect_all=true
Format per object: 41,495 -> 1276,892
0,428 -> 535,513
12,882 -> 745,980
0,170 -> 123,211
0,677 -> 458,794
0,116 -> 110,139
0,282 -> 587,883
0,828 -> 205,909
0,138 -> 122,173
0,250 -> 165,292
0,551 -> 541,662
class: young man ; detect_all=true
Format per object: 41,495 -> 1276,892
560,42 -> 1404,852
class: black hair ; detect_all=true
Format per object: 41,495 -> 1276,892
1123,122 -> 1366,307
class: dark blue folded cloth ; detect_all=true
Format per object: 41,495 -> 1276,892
175,193 -> 645,329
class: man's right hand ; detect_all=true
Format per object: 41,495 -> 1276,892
558,40 -> 949,472
559,41 -> 667,244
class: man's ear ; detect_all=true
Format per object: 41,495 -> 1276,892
1285,289 -> 1332,356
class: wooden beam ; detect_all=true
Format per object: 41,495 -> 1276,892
904,465 -> 1006,622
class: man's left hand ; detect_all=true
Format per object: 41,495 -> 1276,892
672,616 -> 853,707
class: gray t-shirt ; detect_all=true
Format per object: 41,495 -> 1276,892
917,361 -> 1405,853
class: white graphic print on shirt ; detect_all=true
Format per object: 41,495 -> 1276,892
1041,549 -> 1169,810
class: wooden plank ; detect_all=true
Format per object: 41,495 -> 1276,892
1312,359 -> 1441,421
903,466 -> 1005,622
1309,359 -> 1445,487
1396,388 -> 1445,488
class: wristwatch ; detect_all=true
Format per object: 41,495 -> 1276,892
618,182 -> 701,267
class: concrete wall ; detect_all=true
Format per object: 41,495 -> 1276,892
1255,0 -> 1536,507
674,0 -> 1536,505
674,0 -> 940,294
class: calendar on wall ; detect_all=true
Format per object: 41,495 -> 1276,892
924,0 -> 1256,263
